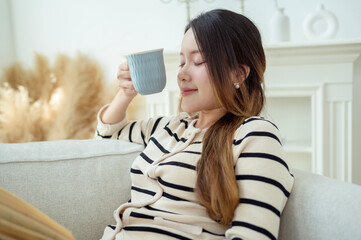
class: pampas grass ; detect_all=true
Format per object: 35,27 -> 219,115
0,84 -> 50,142
0,53 -> 144,143
46,53 -> 110,140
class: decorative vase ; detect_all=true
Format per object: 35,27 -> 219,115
303,4 -> 338,40
269,8 -> 290,43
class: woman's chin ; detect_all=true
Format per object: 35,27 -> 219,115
181,105 -> 198,114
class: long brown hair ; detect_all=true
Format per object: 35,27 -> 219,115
184,9 -> 266,225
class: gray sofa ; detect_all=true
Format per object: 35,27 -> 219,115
1,139 -> 361,240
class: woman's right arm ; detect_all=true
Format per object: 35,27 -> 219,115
100,62 -> 137,124
95,61 -> 138,140
95,62 -> 171,146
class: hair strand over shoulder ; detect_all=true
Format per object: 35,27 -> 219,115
185,9 -> 266,225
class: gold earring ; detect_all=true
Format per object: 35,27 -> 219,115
234,82 -> 240,89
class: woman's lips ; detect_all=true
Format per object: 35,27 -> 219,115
181,88 -> 198,96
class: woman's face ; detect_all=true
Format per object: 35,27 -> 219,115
177,28 -> 221,113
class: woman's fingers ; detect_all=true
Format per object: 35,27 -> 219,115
117,71 -> 131,80
118,78 -> 134,89
119,62 -> 129,71
117,62 -> 131,80
115,61 -> 137,97
117,61 -> 132,87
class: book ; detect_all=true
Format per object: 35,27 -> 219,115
0,187 -> 75,240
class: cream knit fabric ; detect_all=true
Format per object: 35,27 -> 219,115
95,105 -> 294,240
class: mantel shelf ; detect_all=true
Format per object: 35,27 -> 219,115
264,38 -> 361,50
265,40 -> 361,66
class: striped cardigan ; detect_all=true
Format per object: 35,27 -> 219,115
95,105 -> 294,240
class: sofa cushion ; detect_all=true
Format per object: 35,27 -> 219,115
279,168 -> 361,240
0,139 -> 143,240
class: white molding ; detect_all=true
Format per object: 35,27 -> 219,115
314,85 -> 325,176
329,101 -> 334,178
146,89 -> 180,117
347,101 -> 353,183
265,85 -> 322,97
325,99 -> 353,183
267,53 -> 360,66
264,39 -> 361,55
265,41 -> 361,66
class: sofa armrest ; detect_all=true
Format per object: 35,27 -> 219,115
0,139 -> 143,240
279,168 -> 361,240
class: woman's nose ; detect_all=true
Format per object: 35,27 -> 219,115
178,66 -> 190,82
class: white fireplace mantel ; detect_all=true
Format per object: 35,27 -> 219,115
145,40 -> 361,184
262,40 -> 361,185
265,39 -> 361,64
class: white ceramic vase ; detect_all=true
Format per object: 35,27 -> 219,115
269,8 -> 290,43
303,4 -> 338,40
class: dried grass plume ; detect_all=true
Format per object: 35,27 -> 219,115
0,53 -> 144,143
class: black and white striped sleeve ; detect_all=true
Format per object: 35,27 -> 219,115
226,118 -> 294,240
94,104 -> 169,146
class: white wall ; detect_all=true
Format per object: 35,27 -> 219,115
0,0 -> 15,75
7,0 -> 187,81
2,0 -> 361,81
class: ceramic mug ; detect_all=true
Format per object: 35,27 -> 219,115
126,48 -> 167,95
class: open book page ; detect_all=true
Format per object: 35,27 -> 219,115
0,187 -> 75,240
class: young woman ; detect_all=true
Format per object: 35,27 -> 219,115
96,9 -> 294,240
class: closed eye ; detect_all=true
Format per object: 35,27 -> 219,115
179,61 -> 206,68
194,61 -> 206,66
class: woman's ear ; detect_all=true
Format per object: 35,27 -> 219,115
239,65 -> 250,82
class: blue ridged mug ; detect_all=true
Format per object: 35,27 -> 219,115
126,48 -> 167,95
